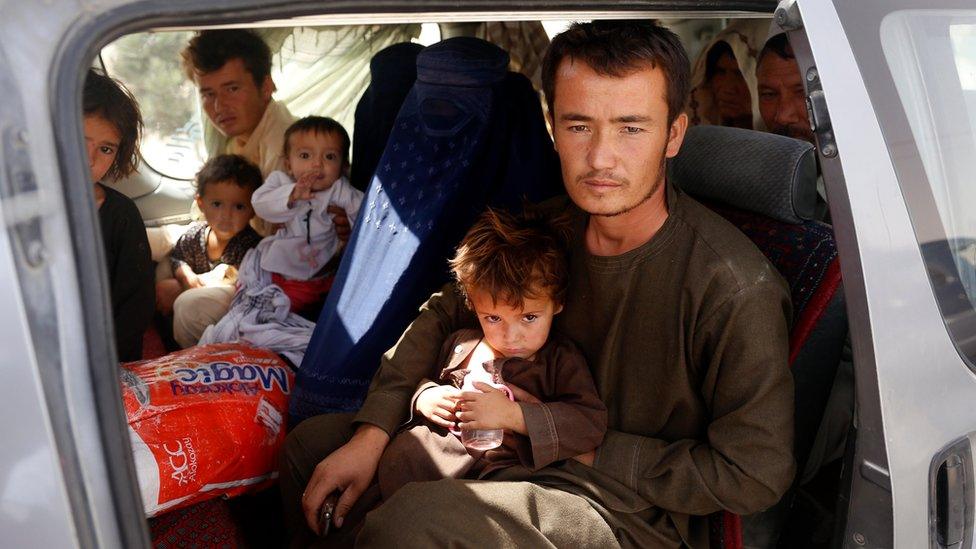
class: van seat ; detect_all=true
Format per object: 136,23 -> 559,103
670,125 -> 845,549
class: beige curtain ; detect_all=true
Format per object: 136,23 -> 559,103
204,24 -> 422,160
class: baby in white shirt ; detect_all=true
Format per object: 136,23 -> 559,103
251,116 -> 364,316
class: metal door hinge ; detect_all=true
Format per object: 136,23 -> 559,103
804,67 -> 838,158
775,0 -> 803,31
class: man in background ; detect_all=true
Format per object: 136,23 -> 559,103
169,30 -> 347,347
756,33 -> 815,144
181,29 -> 294,176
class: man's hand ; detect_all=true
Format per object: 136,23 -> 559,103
507,383 -> 542,405
301,424 -> 389,533
290,174 -> 318,203
572,451 -> 596,467
457,382 -> 525,434
415,385 -> 463,430
328,205 -> 351,245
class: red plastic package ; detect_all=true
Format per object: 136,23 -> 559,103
120,343 -> 294,516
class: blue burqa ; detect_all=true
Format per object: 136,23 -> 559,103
291,37 -> 562,421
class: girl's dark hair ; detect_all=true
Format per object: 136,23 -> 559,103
83,69 -> 142,181
541,20 -> 691,126
283,116 -> 351,169
195,154 -> 263,197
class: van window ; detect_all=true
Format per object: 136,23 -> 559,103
103,25 -> 433,184
880,11 -> 976,362
101,31 -> 206,181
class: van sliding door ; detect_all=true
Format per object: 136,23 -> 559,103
799,0 -> 976,546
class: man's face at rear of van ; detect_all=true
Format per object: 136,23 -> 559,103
195,58 -> 273,140
757,46 -> 815,144
551,58 -> 685,218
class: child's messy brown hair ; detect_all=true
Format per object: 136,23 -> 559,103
450,208 -> 571,310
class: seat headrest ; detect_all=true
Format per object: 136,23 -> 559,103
668,125 -> 819,224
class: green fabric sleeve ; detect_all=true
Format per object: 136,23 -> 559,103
592,281 -> 795,516
353,284 -> 477,435
518,346 -> 607,470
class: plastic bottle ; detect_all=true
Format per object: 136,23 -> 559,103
459,363 -> 514,451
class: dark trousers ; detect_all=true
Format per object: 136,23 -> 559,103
280,413 -> 378,548
280,414 -> 619,548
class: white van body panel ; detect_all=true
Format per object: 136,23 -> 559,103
0,2 -> 134,547
0,207 -> 78,548
805,0 -> 976,546
6,0 -> 976,547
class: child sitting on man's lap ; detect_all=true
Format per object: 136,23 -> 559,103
251,116 -> 363,318
376,208 -> 607,500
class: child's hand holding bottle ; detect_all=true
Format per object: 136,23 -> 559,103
415,385 -> 463,430
457,382 -> 525,450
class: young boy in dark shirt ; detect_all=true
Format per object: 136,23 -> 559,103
377,209 -> 607,500
156,155 -> 262,330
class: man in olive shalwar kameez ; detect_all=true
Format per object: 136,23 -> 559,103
282,21 -> 795,548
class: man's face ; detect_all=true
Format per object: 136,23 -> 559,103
551,59 -> 686,217
195,58 -> 272,139
757,53 -> 815,143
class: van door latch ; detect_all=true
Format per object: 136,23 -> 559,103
930,437 -> 974,549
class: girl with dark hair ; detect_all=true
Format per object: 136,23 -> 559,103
83,68 -> 154,362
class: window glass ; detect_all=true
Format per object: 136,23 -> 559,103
196,25 -> 423,166
881,12 -> 976,302
101,31 -> 206,181
103,25 -> 431,182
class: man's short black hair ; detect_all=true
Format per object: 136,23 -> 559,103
283,116 -> 351,169
758,33 -> 795,67
541,20 -> 691,126
195,154 -> 263,197
181,29 -> 272,87
83,68 -> 143,181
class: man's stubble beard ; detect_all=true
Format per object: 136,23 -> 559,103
773,124 -> 815,145
587,144 -> 669,218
